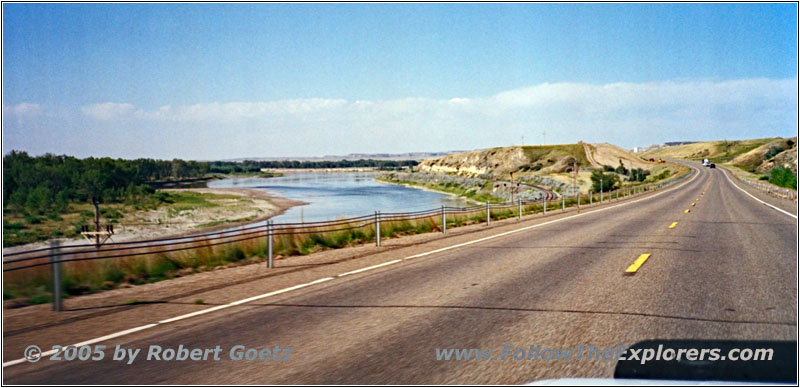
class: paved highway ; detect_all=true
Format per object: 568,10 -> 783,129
4,163 -> 797,384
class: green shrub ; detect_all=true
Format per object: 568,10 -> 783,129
24,215 -> 42,224
769,167 -> 797,189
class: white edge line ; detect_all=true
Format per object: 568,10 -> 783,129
4,168 -> 700,368
2,278 -> 336,367
338,259 -> 402,277
722,168 -> 797,220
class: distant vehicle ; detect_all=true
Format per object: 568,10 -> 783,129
710,163 -> 716,168
702,158 -> 710,167
649,158 -> 655,162
657,158 -> 665,164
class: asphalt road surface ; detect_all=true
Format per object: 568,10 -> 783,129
4,163 -> 797,384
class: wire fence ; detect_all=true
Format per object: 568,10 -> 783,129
3,171 -> 692,273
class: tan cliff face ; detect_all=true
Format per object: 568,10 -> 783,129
417,146 -> 530,177
417,143 -> 656,179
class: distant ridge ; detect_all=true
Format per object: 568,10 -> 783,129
224,151 -> 465,162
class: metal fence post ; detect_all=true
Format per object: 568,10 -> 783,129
576,191 -> 580,209
600,187 -> 603,203
442,205 -> 446,234
267,220 -> 273,269
543,197 -> 546,216
486,201 -> 490,226
590,191 -> 593,206
50,240 -> 62,312
376,210 -> 381,246
518,198 -> 522,219
562,194 -> 565,211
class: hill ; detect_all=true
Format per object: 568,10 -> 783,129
417,142 -> 658,179
730,137 -> 797,174
641,137 -> 779,162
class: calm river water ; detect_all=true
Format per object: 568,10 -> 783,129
207,172 -> 473,224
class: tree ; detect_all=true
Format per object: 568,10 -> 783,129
54,189 -> 70,213
629,168 -> 650,182
9,187 -> 28,215
615,160 -> 629,176
591,170 -> 619,192
26,185 -> 51,214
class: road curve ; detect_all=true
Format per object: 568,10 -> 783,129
4,163 -> 797,384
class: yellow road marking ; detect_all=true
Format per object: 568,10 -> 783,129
625,254 -> 652,275
669,222 -> 678,229
684,209 -> 690,213
691,202 -> 696,206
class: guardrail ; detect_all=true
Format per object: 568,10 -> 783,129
736,177 -> 797,201
3,170 -> 691,311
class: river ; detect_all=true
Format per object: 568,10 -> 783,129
206,172 -> 473,224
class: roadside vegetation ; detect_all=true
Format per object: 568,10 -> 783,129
769,167 -> 797,189
3,205 -> 523,305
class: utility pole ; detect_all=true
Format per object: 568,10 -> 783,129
542,131 -> 546,146
92,197 -> 100,248
573,160 -> 580,210
81,196 -> 114,248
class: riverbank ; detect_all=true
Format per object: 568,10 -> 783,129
375,176 -> 485,205
3,188 -> 305,253
264,167 -> 382,173
376,173 -> 503,204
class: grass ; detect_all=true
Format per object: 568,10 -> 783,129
521,144 -> 591,168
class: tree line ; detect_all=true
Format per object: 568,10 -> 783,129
3,151 -> 419,216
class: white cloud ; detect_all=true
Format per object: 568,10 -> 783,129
77,78 -> 796,128
80,102 -> 136,121
3,102 -> 42,117
9,78 -> 797,159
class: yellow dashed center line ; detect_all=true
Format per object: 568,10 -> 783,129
625,253 -> 652,275
668,222 -> 678,229
691,202 -> 696,206
684,209 -> 690,213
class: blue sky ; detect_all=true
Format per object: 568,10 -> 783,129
3,3 -> 797,159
